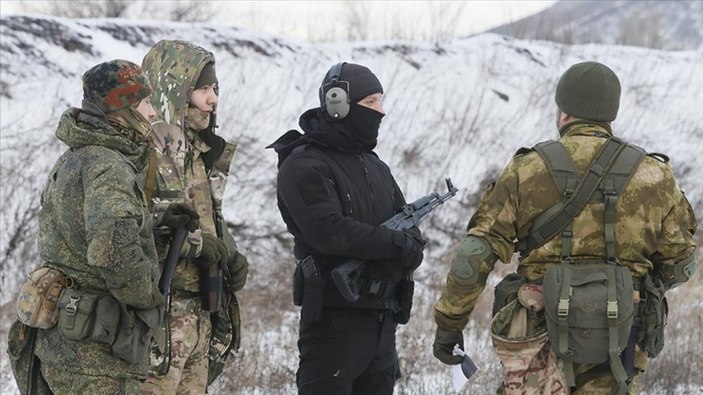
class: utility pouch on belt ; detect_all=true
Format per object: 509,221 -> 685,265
492,273 -> 527,316
638,274 -> 668,358
299,256 -> 324,327
91,295 -> 120,345
16,266 -> 72,329
394,276 -> 414,325
57,288 -> 100,341
112,304 -> 162,365
293,263 -> 304,306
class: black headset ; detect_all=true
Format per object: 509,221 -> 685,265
319,62 -> 350,120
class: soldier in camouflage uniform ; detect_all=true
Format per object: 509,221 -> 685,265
433,61 -> 697,394
140,40 -> 249,394
31,60 -> 198,394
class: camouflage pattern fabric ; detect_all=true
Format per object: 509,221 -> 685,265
34,107 -> 161,380
141,40 -> 238,391
83,59 -> 152,114
436,122 -> 696,391
41,363 -> 141,395
141,298 -> 212,395
16,266 -> 71,329
491,284 -> 567,394
142,40 -> 215,127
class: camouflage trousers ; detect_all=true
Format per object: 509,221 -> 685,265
492,284 -> 646,395
140,297 -> 212,395
41,363 -> 141,394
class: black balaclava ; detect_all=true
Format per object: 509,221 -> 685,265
345,102 -> 384,150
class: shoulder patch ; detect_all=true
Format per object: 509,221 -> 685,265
647,152 -> 669,163
514,147 -> 533,157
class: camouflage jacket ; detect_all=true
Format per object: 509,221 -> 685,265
436,122 -> 697,329
142,40 -> 236,292
35,108 -> 161,378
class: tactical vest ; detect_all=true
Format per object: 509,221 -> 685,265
515,137 -> 646,393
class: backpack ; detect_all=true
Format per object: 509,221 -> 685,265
515,137 -> 645,393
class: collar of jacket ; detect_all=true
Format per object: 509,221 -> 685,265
559,120 -> 613,139
298,107 -> 367,154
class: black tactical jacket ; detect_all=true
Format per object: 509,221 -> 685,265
269,108 -> 408,309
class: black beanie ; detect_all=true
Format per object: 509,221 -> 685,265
555,61 -> 621,122
320,63 -> 383,104
195,62 -> 217,89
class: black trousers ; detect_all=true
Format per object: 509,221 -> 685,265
296,307 -> 398,395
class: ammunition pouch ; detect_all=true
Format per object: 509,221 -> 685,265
637,274 -> 668,358
57,288 -> 162,364
293,263 -> 304,306
394,277 -> 414,325
297,256 -> 325,328
57,288 -> 100,341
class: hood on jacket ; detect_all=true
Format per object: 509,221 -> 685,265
56,108 -> 151,168
266,107 -> 370,167
141,40 -> 215,128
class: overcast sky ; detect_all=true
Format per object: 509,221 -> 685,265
0,1 -> 556,42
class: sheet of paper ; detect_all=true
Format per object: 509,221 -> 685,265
451,345 -> 479,392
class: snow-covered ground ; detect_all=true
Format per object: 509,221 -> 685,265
1,15 -> 701,394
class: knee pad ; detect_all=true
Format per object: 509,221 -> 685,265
449,236 -> 497,286
659,252 -> 696,290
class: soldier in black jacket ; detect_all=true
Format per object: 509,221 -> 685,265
268,62 -> 425,395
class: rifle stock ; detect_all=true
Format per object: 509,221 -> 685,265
159,224 -> 188,297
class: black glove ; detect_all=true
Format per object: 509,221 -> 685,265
160,203 -> 200,233
395,227 -> 426,271
433,327 -> 464,365
227,250 -> 249,292
197,233 -> 228,268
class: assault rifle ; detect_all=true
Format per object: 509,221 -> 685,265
331,178 -> 459,302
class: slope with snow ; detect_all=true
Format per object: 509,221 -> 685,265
1,15 -> 701,394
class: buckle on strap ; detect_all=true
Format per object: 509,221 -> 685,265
607,301 -> 618,319
558,298 -> 570,317
65,296 -> 80,317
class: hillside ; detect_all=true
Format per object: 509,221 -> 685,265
1,15 -> 702,394
489,0 -> 703,50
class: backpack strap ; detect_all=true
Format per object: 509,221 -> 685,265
515,137 -> 628,257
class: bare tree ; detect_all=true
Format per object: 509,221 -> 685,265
343,1 -> 370,41
426,1 -> 466,42
21,0 -> 215,22
22,0 -> 132,18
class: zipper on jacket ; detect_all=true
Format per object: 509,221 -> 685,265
358,154 -> 376,217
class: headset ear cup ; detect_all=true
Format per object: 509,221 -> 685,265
324,86 -> 350,119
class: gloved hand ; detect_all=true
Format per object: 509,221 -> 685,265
160,203 -> 200,233
395,226 -> 426,271
226,250 -> 249,292
433,327 -> 464,365
197,233 -> 228,268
